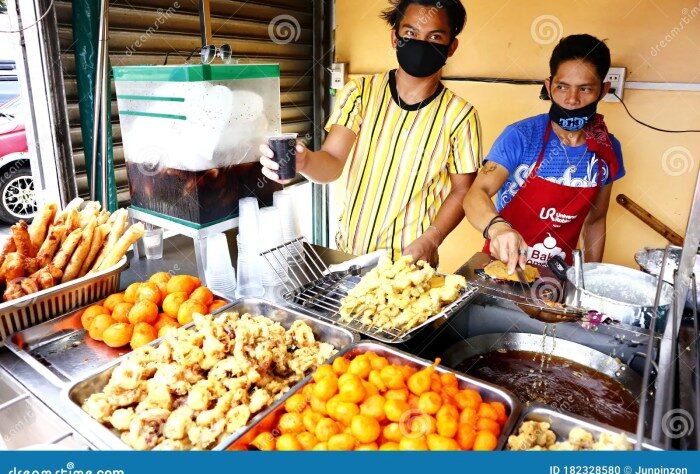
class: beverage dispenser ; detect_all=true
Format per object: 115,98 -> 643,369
113,64 -> 282,227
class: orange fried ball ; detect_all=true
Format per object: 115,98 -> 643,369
88,313 -> 115,341
123,282 -> 141,303
350,414 -> 381,443
189,286 -> 214,306
473,430 -> 498,451
166,275 -> 200,296
102,293 -> 125,312
128,300 -> 159,325
81,304 -> 109,330
102,323 -> 134,348
111,302 -> 134,324
153,314 -> 179,333
250,432 -> 275,451
130,322 -> 157,349
82,304 -> 109,320
176,299 -> 209,325
162,291 -> 188,319
148,271 -> 171,285
209,299 -> 229,313
136,281 -> 163,305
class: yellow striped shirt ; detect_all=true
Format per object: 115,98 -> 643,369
326,70 -> 482,259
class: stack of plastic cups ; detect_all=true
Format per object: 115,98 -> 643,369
272,190 -> 301,259
258,206 -> 285,285
204,233 -> 237,299
236,198 -> 264,298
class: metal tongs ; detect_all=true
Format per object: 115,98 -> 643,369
298,250 -> 387,308
467,253 -> 588,323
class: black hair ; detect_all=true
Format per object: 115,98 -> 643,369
380,0 -> 467,39
549,34 -> 611,82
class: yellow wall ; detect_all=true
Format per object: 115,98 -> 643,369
331,0 -> 700,272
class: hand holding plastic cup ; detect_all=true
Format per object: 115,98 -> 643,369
260,134 -> 307,183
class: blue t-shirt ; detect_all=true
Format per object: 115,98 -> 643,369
486,114 -> 625,211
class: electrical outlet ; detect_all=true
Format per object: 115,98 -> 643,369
603,66 -> 626,103
330,63 -> 347,90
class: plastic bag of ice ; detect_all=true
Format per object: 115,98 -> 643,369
123,82 -> 268,171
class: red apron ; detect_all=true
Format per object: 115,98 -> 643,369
483,122 -> 602,266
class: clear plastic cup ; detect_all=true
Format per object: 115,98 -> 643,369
238,197 -> 260,245
235,235 -> 264,298
258,207 -> 284,251
267,133 -> 298,180
143,227 -> 164,260
258,206 -> 285,284
204,233 -> 236,298
273,190 -> 300,242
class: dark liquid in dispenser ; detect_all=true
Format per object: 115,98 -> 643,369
455,350 -> 639,432
126,161 -> 281,225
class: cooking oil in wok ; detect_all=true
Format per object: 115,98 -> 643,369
456,350 -> 639,432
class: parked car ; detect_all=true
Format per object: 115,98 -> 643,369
0,96 -> 36,223
0,60 -> 19,105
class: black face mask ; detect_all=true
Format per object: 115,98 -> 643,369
548,82 -> 604,131
395,31 -> 451,78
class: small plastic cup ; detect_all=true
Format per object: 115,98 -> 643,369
142,227 -> 164,260
235,235 -> 265,298
268,133 -> 298,180
204,233 -> 236,298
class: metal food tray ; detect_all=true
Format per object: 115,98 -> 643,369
62,298 -> 358,451
5,290 -> 232,387
0,256 -> 128,344
506,404 -> 663,451
225,341 -> 523,451
285,275 -> 480,344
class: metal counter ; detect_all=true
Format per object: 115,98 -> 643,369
0,234 -> 358,449
0,237 -> 692,449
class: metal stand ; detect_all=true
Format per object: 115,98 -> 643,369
128,207 -> 238,286
90,0 -> 109,207
634,169 -> 700,449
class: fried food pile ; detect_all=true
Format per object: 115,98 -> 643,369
483,260 -> 540,283
0,198 -> 144,302
246,353 -> 509,451
507,421 -> 632,451
82,311 -> 336,450
81,272 -> 228,350
339,256 -> 467,332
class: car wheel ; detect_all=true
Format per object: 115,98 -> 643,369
0,166 -> 37,224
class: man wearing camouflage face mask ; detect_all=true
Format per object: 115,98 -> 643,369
260,0 -> 481,266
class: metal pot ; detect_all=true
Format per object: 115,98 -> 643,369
635,246 -> 699,309
443,332 -> 643,397
564,262 -> 675,327
548,255 -> 675,328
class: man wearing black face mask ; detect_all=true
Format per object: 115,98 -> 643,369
260,0 -> 480,266
464,34 -> 625,274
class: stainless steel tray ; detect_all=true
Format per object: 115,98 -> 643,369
507,404 -> 663,451
285,275 -> 480,344
0,256 -> 128,344
5,290 -> 232,387
63,298 -> 359,450
225,340 -> 523,451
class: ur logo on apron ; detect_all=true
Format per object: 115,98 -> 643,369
484,122 -> 603,266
